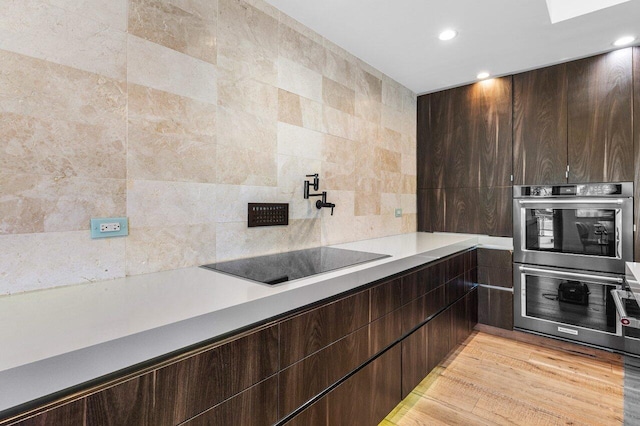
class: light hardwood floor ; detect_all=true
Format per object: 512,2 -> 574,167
382,331 -> 624,425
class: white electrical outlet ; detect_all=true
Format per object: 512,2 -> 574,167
100,223 -> 121,232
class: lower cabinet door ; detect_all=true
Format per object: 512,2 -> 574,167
401,324 -> 428,398
285,346 -> 402,426
182,376 -> 278,426
427,309 -> 452,372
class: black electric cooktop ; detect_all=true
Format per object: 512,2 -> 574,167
201,247 -> 390,285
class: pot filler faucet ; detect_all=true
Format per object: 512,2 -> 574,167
304,174 -> 335,215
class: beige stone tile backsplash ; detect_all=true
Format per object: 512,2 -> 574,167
0,0 -> 417,294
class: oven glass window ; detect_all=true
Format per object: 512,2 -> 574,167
524,274 -> 617,334
524,208 -> 617,257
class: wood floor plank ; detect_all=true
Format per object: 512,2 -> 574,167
395,396 -> 492,426
443,356 -> 623,424
382,331 -> 624,426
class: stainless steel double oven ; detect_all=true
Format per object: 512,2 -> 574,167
513,182 -> 634,351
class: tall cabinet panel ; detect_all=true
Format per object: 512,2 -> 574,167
567,49 -> 633,183
416,77 -> 513,237
472,78 -> 513,188
513,64 -> 568,185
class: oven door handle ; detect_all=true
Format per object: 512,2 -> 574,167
519,266 -> 624,283
611,289 -> 640,328
517,199 -> 625,205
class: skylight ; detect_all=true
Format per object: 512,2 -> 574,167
545,0 -> 630,23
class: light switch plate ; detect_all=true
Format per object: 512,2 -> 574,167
395,208 -> 403,218
91,217 -> 128,239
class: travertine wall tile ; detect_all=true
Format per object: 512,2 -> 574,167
129,0 -> 217,64
127,126 -> 217,183
241,0 -> 279,20
278,12 -> 323,45
379,127 -> 403,153
125,224 -> 216,275
217,106 -> 277,152
402,154 -> 417,176
127,34 -> 217,104
277,57 -> 323,103
46,0 -> 128,31
354,92 -> 382,124
354,67 -> 382,101
0,0 -> 127,80
323,106 -> 354,140
277,122 -> 324,160
126,180 -> 217,227
381,105 -> 405,134
218,68 -> 278,120
277,89 -> 324,132
218,0 -> 278,86
322,161 -> 355,191
402,175 -> 417,194
278,24 -> 325,74
0,231 -> 126,294
322,77 -> 355,115
216,218 -> 320,261
0,174 -> 125,234
382,75 -> 404,111
0,112 -> 126,179
323,48 -> 355,89
402,194 -> 417,214
168,0 -> 218,18
128,83 -> 216,137
216,144 -> 277,186
376,147 -> 401,173
0,50 -> 126,127
2,0 -> 417,293
402,214 -> 417,233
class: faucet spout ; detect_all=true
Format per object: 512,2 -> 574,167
315,192 -> 336,215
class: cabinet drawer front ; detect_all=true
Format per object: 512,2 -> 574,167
279,291 -> 369,368
182,376 -> 278,426
154,326 -> 279,425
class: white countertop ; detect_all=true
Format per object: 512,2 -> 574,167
0,232 -> 479,414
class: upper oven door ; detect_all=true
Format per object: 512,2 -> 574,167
513,197 -> 633,273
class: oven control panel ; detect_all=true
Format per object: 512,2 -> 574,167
515,182 -> 631,198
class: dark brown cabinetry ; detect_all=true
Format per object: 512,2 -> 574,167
420,48 -> 636,239
3,250 -> 479,426
183,377 -> 278,426
154,326 -> 279,425
417,77 -> 512,237
476,248 -> 513,331
568,49 -> 633,183
513,64 -> 568,185
514,49 -> 633,186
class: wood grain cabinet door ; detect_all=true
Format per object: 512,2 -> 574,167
513,64 -> 568,185
568,48 -> 633,183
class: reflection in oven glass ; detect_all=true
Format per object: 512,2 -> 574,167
525,275 -> 617,334
525,208 -> 616,257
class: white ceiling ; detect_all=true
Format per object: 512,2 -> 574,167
264,0 -> 640,94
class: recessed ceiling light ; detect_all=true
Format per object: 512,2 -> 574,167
477,72 -> 490,80
613,35 -> 636,46
438,29 -> 458,41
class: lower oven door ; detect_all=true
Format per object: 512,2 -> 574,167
515,264 -> 624,350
